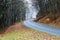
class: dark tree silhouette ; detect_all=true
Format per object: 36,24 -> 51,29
0,0 -> 26,33
36,0 -> 60,22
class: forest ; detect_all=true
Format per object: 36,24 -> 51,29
0,0 -> 60,31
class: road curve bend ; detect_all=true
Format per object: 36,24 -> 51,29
23,20 -> 60,36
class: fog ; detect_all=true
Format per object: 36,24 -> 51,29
23,0 -> 40,19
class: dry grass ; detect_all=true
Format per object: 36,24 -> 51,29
0,22 -> 60,40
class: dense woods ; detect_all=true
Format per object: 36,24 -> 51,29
36,0 -> 60,22
0,0 -> 26,32
35,0 -> 60,28
0,0 -> 39,30
0,0 -> 60,32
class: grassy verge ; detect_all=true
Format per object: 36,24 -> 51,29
0,30 -> 42,40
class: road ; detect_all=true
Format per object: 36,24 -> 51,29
23,20 -> 60,36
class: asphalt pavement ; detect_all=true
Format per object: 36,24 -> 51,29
23,20 -> 60,36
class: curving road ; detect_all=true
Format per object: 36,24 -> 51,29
23,20 -> 60,36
